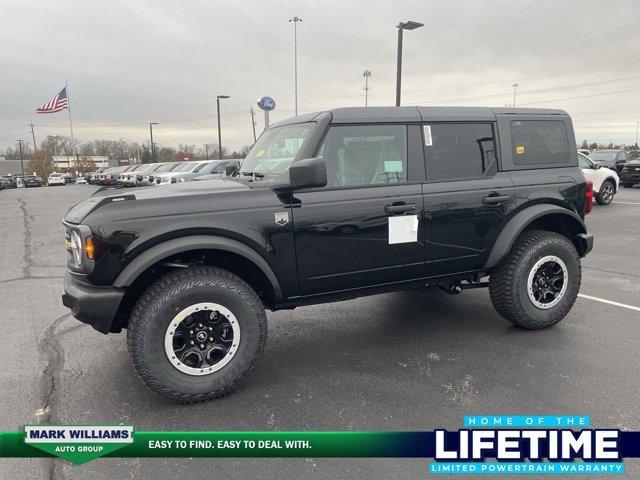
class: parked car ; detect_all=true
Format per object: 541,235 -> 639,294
24,175 -> 43,187
85,167 -> 106,184
75,177 -> 87,184
578,153 -> 618,205
620,158 -> 640,188
48,172 -> 66,186
133,163 -> 162,186
118,164 -> 143,186
100,166 -> 128,186
62,106 -> 593,403
0,176 -> 9,190
2,175 -> 17,188
589,150 -> 629,174
183,160 -> 237,182
155,161 -> 213,185
63,172 -> 74,184
141,161 -> 183,186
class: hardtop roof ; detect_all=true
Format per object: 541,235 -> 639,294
271,106 -> 569,128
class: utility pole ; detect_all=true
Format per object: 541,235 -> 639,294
289,16 -> 302,115
17,140 -> 26,182
363,70 -> 372,107
28,123 -> 37,153
250,105 -> 257,142
636,121 -> 639,147
149,122 -> 158,163
204,144 -> 209,160
512,83 -> 519,108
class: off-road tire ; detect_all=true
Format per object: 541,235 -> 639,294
595,180 -> 615,205
127,266 -> 267,403
489,230 -> 581,330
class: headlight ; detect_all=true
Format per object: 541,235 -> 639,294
177,178 -> 186,182
70,231 -> 83,268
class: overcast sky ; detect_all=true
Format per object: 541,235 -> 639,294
1,0 -> 640,151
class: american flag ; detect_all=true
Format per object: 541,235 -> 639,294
36,86 -> 69,114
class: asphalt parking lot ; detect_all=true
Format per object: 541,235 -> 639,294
1,184 -> 639,479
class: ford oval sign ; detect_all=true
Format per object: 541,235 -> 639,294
257,96 -> 276,111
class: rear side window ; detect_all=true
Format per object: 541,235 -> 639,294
510,120 -> 570,165
424,123 -> 497,181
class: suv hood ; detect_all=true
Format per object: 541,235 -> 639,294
64,178 -> 249,224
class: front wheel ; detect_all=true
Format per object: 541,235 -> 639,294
127,266 -> 267,403
596,180 -> 615,205
489,230 -> 581,329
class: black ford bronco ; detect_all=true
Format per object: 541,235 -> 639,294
62,106 -> 594,403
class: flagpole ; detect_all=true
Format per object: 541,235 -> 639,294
66,80 -> 76,165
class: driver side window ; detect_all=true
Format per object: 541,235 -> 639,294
317,124 -> 408,187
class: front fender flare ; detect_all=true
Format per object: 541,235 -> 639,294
484,205 -> 587,269
112,235 -> 282,299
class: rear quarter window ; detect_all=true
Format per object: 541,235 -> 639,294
510,120 -> 570,166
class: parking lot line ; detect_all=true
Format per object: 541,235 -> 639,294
612,201 -> 640,205
578,293 -> 640,312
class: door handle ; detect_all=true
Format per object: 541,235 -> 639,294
482,195 -> 510,205
385,203 -> 416,214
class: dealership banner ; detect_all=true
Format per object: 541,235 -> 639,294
1,416 -> 639,472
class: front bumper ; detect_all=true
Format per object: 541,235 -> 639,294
620,169 -> 640,183
62,272 -> 125,334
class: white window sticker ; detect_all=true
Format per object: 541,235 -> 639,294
388,214 -> 419,244
423,125 -> 433,146
384,160 -> 404,173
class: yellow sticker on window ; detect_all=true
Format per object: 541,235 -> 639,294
516,146 -> 525,155
256,149 -> 265,157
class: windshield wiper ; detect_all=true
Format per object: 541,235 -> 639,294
240,171 -> 265,181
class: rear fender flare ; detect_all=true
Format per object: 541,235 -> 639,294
484,205 -> 587,269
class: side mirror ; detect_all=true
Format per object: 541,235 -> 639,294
289,157 -> 327,190
593,163 -> 601,170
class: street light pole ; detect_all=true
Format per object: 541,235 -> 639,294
636,121 -> 639,147
289,16 -> 302,116
512,83 -> 519,108
17,139 -> 25,181
217,95 -> 230,159
363,70 -> 372,107
149,122 -> 158,163
395,21 -> 423,107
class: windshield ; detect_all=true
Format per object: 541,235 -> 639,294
175,162 -> 196,172
202,161 -> 232,174
590,152 -> 618,162
156,162 -> 180,172
240,123 -> 314,180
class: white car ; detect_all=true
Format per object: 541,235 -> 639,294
578,153 -> 619,205
47,172 -> 65,186
155,161 -> 209,185
75,177 -> 87,184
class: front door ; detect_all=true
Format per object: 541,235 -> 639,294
421,122 -> 515,276
292,124 -> 425,296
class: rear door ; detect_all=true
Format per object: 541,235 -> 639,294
422,122 -> 515,276
292,123 -> 426,295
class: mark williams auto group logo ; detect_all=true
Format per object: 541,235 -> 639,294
430,415 -> 623,476
24,425 -> 133,464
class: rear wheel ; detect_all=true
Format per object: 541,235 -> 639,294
127,266 -> 267,403
596,180 -> 615,205
489,230 -> 581,329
